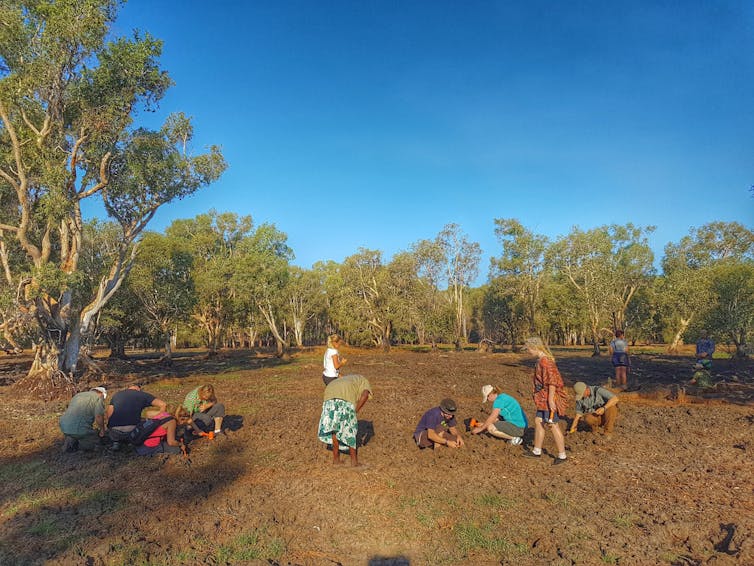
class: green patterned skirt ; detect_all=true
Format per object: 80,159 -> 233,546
318,398 -> 358,450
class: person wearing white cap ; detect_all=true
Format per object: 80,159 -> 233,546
471,385 -> 527,445
59,386 -> 108,452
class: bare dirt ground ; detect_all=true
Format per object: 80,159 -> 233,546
0,346 -> 752,565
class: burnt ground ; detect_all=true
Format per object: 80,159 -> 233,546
0,345 -> 752,565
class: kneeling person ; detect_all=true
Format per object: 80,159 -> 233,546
472,385 -> 527,445
59,387 -> 107,452
569,382 -> 619,435
183,384 -> 225,439
135,406 -> 191,456
414,399 -> 464,449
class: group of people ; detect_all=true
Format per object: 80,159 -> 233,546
317,333 -> 622,467
59,383 -> 226,456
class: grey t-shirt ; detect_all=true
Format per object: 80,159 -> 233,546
59,391 -> 105,435
575,386 -> 614,415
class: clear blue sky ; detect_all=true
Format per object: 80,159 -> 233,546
103,0 -> 753,282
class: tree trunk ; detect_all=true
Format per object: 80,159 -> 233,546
163,329 -> 173,362
667,317 -> 692,353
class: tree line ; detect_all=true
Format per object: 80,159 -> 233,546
7,213 -> 751,369
1,1 -> 752,392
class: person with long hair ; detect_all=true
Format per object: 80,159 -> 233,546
183,384 -> 225,438
135,405 -> 191,456
322,334 -> 348,386
522,337 -> 568,465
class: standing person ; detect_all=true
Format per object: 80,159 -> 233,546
107,384 -> 167,450
609,329 -> 630,388
522,337 -> 568,465
413,398 -> 464,449
183,384 -> 225,439
318,374 -> 372,466
472,385 -> 527,445
59,387 -> 108,452
323,334 -> 348,386
567,382 -> 620,437
135,406 -> 191,456
696,329 -> 715,370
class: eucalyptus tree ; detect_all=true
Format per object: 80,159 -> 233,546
167,212 -> 250,355
234,223 -> 293,357
128,231 -> 194,362
0,1 -> 225,388
549,224 -> 654,355
661,222 -> 754,352
285,266 -> 325,347
490,219 -> 550,335
704,261 -> 754,357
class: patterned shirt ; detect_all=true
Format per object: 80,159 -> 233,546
533,356 -> 568,415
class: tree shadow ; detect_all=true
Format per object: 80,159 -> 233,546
0,425 -> 248,564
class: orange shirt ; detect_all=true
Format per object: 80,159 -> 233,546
533,357 -> 568,415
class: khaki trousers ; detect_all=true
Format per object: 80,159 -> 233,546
583,405 -> 618,433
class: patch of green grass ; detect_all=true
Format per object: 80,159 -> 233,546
0,459 -> 57,490
612,512 -> 637,529
475,493 -> 517,509
454,522 -> 529,557
543,491 -> 570,509
600,552 -> 620,564
27,517 -> 58,536
216,531 -> 285,562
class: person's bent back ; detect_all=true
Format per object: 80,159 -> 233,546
107,384 -> 167,450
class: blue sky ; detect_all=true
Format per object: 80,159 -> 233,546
103,1 -> 753,282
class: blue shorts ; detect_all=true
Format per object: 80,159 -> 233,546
535,409 -> 560,424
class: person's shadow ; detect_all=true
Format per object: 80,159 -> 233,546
357,420 -> 374,448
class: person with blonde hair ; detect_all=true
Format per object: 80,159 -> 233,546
522,337 -> 568,464
323,333 -> 348,386
472,385 -> 527,445
136,405 -> 192,456
183,384 -> 225,438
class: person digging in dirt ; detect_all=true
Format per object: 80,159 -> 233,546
59,386 -> 108,452
690,363 -> 715,389
183,384 -> 225,439
696,329 -> 715,370
609,329 -> 630,388
471,385 -> 527,446
323,333 -> 348,386
106,384 -> 167,451
523,337 -> 568,465
135,405 -> 192,456
413,398 -> 464,449
567,382 -> 620,438
318,374 -> 372,466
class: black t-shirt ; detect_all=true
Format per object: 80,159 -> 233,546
108,389 -> 156,427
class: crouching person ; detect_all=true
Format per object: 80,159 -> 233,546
472,385 -> 527,446
568,382 -> 620,437
134,406 -> 191,456
413,398 -> 464,449
183,384 -> 225,439
107,384 -> 167,450
318,374 -> 372,466
59,387 -> 108,452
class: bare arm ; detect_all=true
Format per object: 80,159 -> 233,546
164,420 -> 180,447
332,353 -> 347,370
105,404 -> 114,420
472,408 -> 501,434
355,390 -> 370,413
568,414 -> 582,433
151,398 -> 167,412
594,395 -> 619,415
95,414 -> 105,437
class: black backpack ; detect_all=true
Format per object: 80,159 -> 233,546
127,415 -> 174,446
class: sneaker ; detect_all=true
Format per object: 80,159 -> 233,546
62,437 -> 79,453
109,441 -> 121,452
553,457 -> 568,466
522,450 -> 541,458
510,437 -> 523,446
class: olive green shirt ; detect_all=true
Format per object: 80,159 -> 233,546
59,391 -> 105,436
323,374 -> 372,406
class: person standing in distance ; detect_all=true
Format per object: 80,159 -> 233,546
323,334 -> 348,386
